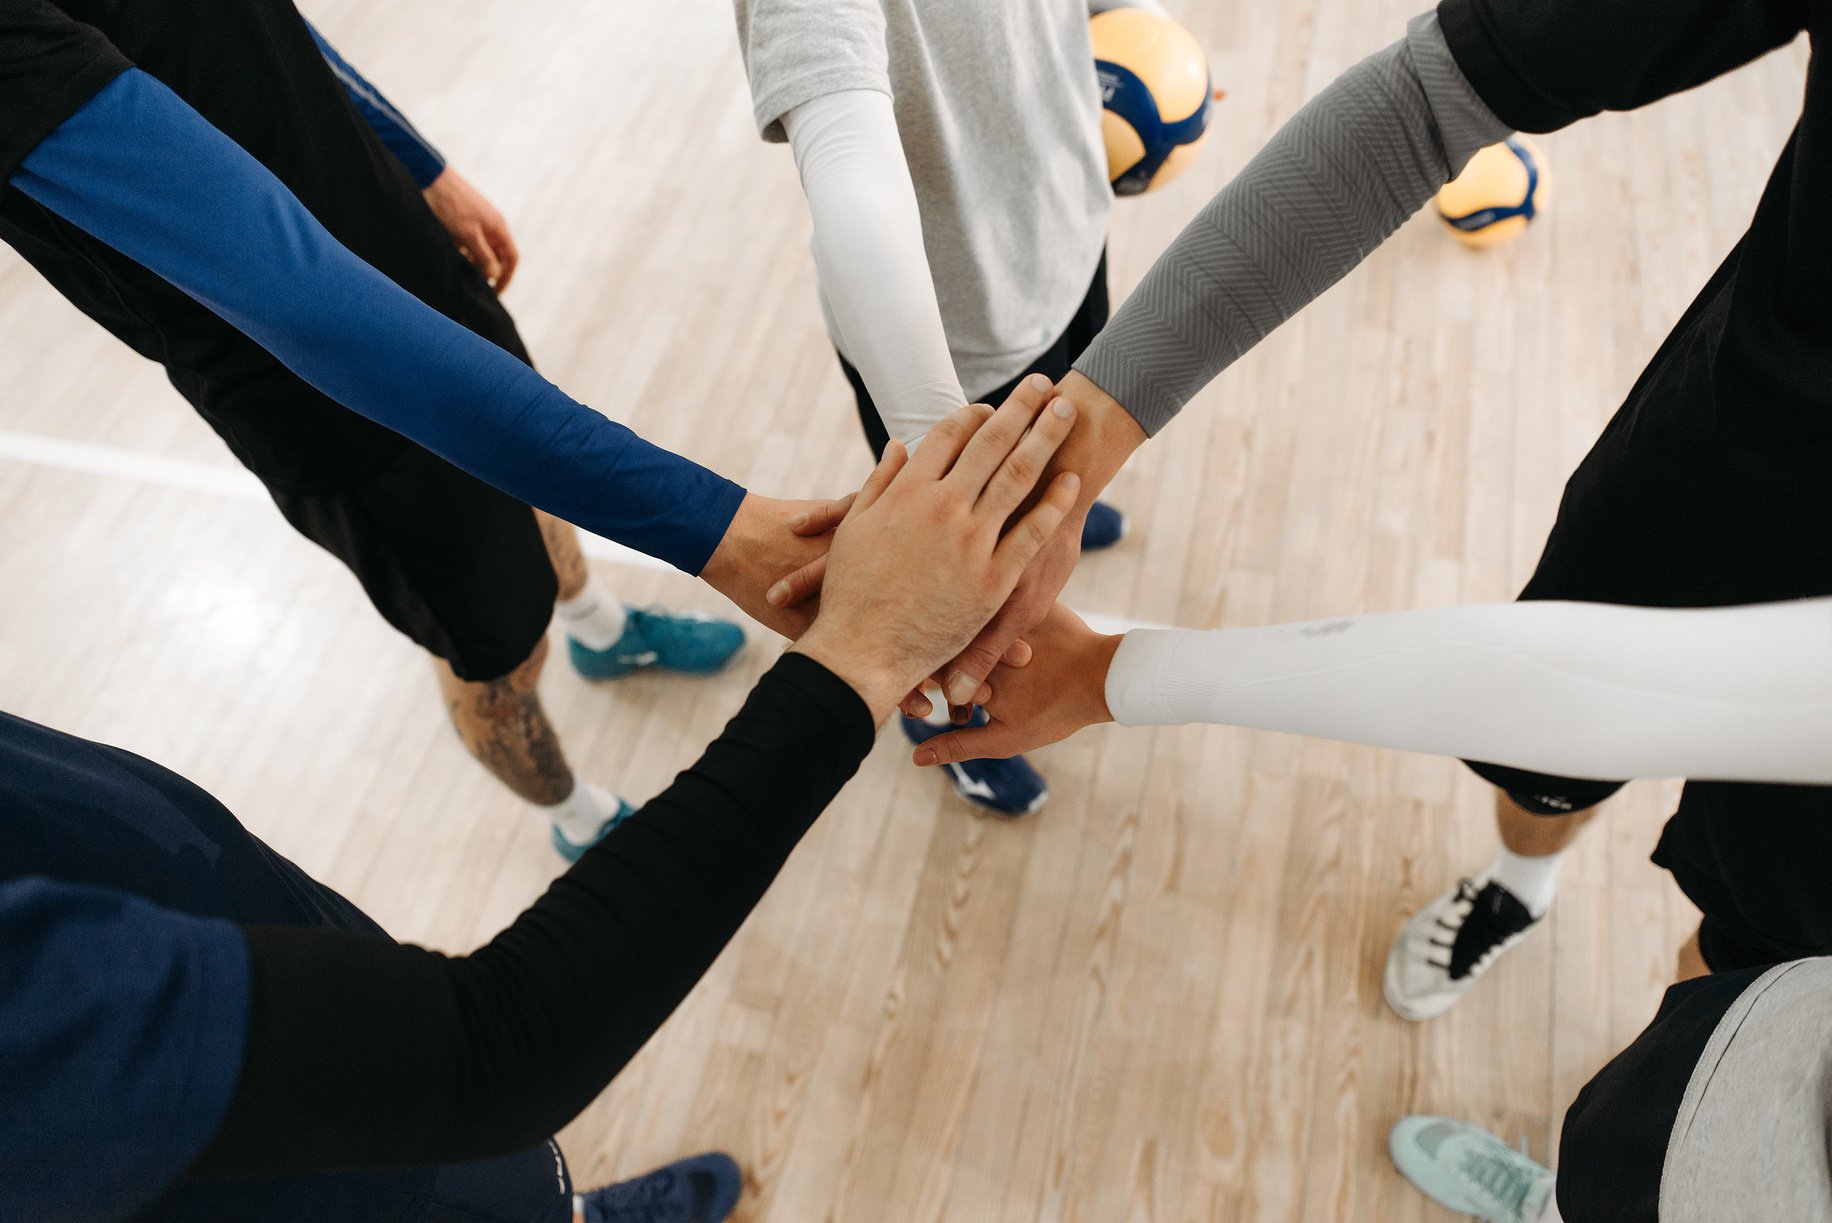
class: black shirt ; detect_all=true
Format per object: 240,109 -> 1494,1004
1439,0 -> 1832,610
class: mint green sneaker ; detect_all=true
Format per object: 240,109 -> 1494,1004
1388,1116 -> 1556,1223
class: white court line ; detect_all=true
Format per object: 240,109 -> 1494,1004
0,428 -> 1165,629
0,428 -> 672,572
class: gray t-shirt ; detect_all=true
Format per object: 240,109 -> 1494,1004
1661,959 -> 1832,1222
734,0 -> 1112,398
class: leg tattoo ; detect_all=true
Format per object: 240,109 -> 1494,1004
435,635 -> 575,805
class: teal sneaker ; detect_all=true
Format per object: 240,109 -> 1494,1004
551,796 -> 637,862
1388,1116 -> 1556,1223
569,605 -> 745,680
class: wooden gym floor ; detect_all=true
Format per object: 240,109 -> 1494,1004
0,1 -> 1811,1218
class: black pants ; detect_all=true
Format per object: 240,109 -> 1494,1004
840,253 -> 1110,460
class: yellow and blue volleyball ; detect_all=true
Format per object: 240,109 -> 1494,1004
1435,136 -> 1550,249
1092,9 -> 1216,196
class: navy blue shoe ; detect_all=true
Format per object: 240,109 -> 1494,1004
1080,500 -> 1127,551
578,1151 -> 742,1223
902,710 -> 1048,817
569,605 -> 745,681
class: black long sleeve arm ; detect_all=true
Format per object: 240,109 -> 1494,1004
191,653 -> 875,1177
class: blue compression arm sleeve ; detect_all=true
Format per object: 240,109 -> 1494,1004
306,22 -> 446,189
13,70 -> 744,573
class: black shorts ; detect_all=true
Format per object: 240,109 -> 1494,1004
168,275 -> 557,685
1556,964 -> 1774,1223
165,218 -> 556,686
840,251 -> 1110,459
1457,257 -> 1832,972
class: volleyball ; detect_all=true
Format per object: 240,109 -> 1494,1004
1435,136 -> 1550,248
1092,9 -> 1217,196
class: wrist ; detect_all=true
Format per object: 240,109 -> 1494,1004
1084,631 -> 1124,724
698,492 -> 756,589
1051,371 -> 1146,507
789,629 -> 908,726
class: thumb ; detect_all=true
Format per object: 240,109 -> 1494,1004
790,493 -> 855,537
941,619 -> 1017,708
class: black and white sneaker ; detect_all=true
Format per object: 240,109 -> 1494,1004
1383,872 -> 1542,1022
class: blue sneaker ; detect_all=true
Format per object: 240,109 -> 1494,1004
902,709 -> 1048,817
569,605 -> 745,680
1080,500 -> 1127,551
578,1151 -> 742,1223
1388,1116 -> 1556,1223
550,795 -> 636,862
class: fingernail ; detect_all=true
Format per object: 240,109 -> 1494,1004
910,695 -> 933,718
950,706 -> 970,726
1052,397 -> 1074,419
914,747 -> 938,766
789,512 -> 809,529
1027,373 -> 1052,392
1062,473 -> 1081,493
946,673 -> 976,705
766,582 -> 789,607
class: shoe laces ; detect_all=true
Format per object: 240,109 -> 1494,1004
1453,1142 -> 1542,1222
1425,877 -> 1482,969
1438,879 -> 1535,980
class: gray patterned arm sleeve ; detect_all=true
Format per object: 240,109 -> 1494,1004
1074,11 -> 1509,436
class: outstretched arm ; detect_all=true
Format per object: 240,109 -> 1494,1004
192,385 -> 1081,1179
949,0 -> 1805,701
12,68 -> 742,575
1069,11 -> 1506,442
919,599 -> 1832,786
933,11 -> 1509,704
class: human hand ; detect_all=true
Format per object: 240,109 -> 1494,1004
929,371 -> 1146,710
912,603 -> 1121,764
791,377 -> 1083,722
422,168 -> 520,292
701,492 -> 852,639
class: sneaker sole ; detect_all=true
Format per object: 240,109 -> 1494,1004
1381,918 -> 1539,1023
569,645 -> 742,681
1381,940 -> 1453,1023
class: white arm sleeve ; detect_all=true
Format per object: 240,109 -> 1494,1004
1104,599 -> 1832,784
784,90 -> 964,447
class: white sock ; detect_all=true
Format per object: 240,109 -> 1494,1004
1490,845 -> 1562,918
540,779 -> 621,845
557,579 -> 627,650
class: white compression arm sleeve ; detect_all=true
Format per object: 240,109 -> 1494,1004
784,90 -> 963,447
1103,599 -> 1832,784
